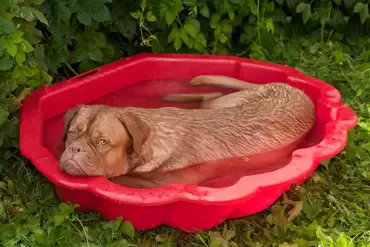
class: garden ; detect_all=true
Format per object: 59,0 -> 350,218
1,0 -> 370,246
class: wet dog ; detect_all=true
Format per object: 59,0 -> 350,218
59,75 -> 315,188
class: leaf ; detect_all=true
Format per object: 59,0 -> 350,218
20,41 -> 33,53
6,42 -> 18,57
57,2 -> 72,23
94,32 -> 106,47
246,0 -> 258,16
309,43 -> 321,54
77,11 -> 92,25
53,213 -> 66,226
130,11 -> 141,19
7,31 -> 23,44
179,28 -> 189,45
40,70 -> 52,84
89,4 -> 111,22
316,227 -> 334,244
88,46 -> 104,62
228,11 -> 235,21
265,1 -> 275,13
223,229 -> 235,240
165,8 -> 177,25
333,0 -> 341,5
110,217 -> 123,231
302,4 -> 311,24
58,203 -> 76,217
12,67 -> 27,84
187,18 -> 200,30
174,37 -> 182,50
296,2 -> 307,13
187,36 -> 194,49
0,16 -> 16,35
354,2 -> 365,13
29,7 -> 49,26
33,228 -> 47,245
173,0 -> 184,12
0,201 -> 4,215
219,33 -> 228,43
33,0 -> 46,4
197,33 -> 207,47
279,242 -> 297,247
140,0 -> 146,10
200,5 -> 210,18
209,231 -> 228,247
109,239 -> 129,247
15,52 -> 25,65
0,55 -> 14,71
0,107 -> 9,125
287,201 -> 304,221
146,11 -> 157,22
360,4 -> 369,24
118,17 -> 137,40
73,49 -> 88,63
4,0 -> 17,7
168,27 -> 179,43
343,0 -> 358,10
120,221 -> 135,240
184,23 -> 198,38
18,6 -> 49,25
210,13 -> 221,28
276,0 -> 285,5
221,21 -> 233,33
265,18 -> 274,33
354,3 -> 369,23
24,28 -> 43,45
18,87 -> 32,101
77,0 -> 111,22
194,43 -> 204,53
183,0 -> 196,7
7,180 -> 15,194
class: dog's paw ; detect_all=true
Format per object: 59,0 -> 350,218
161,94 -> 187,102
189,75 -> 212,86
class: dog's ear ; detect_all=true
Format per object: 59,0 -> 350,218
116,111 -> 150,155
62,105 -> 83,141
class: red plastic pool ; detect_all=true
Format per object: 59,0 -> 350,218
19,53 -> 357,232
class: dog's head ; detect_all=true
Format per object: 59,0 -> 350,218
59,105 -> 150,178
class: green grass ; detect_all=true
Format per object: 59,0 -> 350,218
1,37 -> 370,247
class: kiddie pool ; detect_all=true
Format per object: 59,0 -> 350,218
19,53 -> 357,232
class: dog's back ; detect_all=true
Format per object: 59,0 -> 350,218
126,77 -> 315,174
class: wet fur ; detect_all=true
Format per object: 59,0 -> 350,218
60,75 -> 316,188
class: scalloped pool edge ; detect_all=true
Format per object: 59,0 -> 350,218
19,53 -> 358,231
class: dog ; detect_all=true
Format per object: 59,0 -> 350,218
59,75 -> 315,188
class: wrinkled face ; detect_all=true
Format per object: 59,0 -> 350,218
59,105 -> 133,178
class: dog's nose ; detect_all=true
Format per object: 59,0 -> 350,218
69,143 -> 84,153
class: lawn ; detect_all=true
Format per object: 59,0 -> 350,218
1,36 -> 370,247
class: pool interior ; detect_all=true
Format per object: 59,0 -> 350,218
42,79 -> 326,188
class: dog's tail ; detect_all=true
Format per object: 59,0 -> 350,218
190,75 -> 261,90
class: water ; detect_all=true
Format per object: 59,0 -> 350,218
42,79 -> 325,188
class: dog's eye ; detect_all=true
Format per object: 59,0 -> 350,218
68,131 -> 76,137
98,139 -> 108,146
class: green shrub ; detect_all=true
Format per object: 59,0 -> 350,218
0,0 -> 369,180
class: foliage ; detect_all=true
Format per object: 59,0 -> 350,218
1,0 -> 370,246
1,0 -> 370,168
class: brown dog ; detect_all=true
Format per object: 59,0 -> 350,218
59,75 -> 315,188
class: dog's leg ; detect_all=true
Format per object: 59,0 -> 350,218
109,166 -> 204,188
162,89 -> 262,109
200,89 -> 260,109
162,76 -> 264,109
190,75 -> 261,90
161,92 -> 223,102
